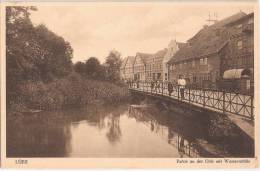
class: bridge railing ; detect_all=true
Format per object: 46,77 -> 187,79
128,81 -> 254,120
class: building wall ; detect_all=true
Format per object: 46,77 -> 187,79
168,54 -> 221,88
145,55 -> 163,81
162,40 -> 180,81
124,63 -> 134,81
218,15 -> 254,93
120,67 -> 125,80
145,57 -> 153,81
120,57 -> 134,81
221,15 -> 254,76
133,56 -> 146,81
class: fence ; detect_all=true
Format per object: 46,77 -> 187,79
129,81 -> 254,120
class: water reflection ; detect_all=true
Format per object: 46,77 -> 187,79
7,101 -> 253,158
106,114 -> 121,144
128,105 -> 199,158
7,119 -> 72,157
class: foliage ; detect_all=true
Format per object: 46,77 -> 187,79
104,49 -> 122,82
6,7 -> 127,111
74,57 -> 105,79
6,6 -> 73,107
12,73 -> 129,111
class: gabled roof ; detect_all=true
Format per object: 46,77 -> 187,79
188,11 -> 246,43
136,52 -> 153,64
121,56 -> 135,69
120,57 -> 128,69
210,11 -> 247,28
176,42 -> 187,49
225,12 -> 254,27
125,56 -> 135,66
168,12 -> 247,64
153,48 -> 167,58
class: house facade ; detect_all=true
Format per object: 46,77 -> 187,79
145,49 -> 167,81
167,12 -> 247,88
162,40 -> 186,81
219,13 -> 254,93
133,53 -> 151,81
124,56 -> 135,81
120,57 -> 128,80
120,56 -> 135,81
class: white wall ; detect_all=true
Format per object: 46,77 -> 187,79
162,39 -> 180,81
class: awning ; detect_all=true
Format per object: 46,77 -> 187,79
223,68 -> 252,79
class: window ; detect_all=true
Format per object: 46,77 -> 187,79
204,58 -> 208,65
237,40 -> 243,49
246,80 -> 251,90
192,60 -> 195,67
193,75 -> 197,82
200,58 -> 204,65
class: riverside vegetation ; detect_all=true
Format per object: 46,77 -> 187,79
7,7 -> 129,113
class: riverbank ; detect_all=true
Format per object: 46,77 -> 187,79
8,73 -> 130,114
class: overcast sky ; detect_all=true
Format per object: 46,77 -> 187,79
30,2 -> 254,63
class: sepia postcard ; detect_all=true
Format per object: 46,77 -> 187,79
0,0 -> 259,169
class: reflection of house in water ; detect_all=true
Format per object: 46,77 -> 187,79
128,105 -> 199,157
67,104 -> 125,145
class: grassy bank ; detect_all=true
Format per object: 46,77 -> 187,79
8,73 -> 129,112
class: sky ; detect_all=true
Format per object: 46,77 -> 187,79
29,2 -> 254,63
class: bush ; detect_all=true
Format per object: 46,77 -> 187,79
8,73 -> 129,111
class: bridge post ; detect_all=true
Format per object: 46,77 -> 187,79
177,85 -> 180,100
150,82 -> 152,94
162,82 -> 164,95
223,91 -> 226,114
203,89 -> 206,107
251,96 -> 254,120
189,88 -> 191,103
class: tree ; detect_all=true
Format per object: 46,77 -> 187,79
74,61 -> 85,75
34,24 -> 73,81
74,57 -> 104,79
104,49 -> 122,82
6,6 -> 73,107
85,57 -> 101,78
6,6 -> 39,105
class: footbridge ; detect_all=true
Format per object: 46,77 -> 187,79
128,81 -> 254,139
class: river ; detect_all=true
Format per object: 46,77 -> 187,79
7,100 -> 254,158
